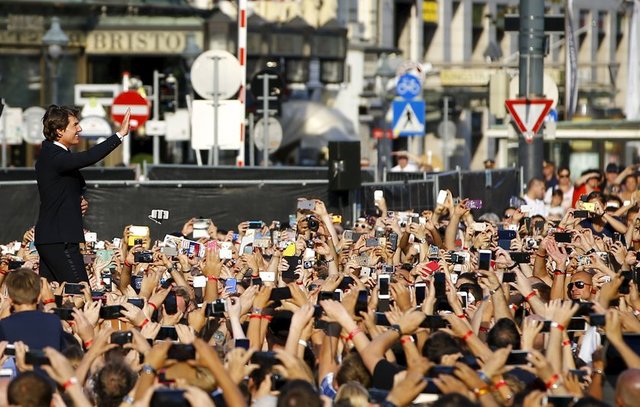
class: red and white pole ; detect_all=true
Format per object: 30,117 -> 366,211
236,0 -> 247,167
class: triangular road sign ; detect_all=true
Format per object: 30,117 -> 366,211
393,100 -> 425,136
505,99 -> 553,140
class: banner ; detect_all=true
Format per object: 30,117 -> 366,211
564,0 -> 578,120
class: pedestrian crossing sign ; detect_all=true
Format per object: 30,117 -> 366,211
392,100 -> 425,136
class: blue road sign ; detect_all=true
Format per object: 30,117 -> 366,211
392,100 -> 425,137
396,74 -> 422,99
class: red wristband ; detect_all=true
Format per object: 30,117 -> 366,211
552,322 -> 565,331
400,335 -> 414,344
479,326 -> 489,333
545,373 -> 560,389
562,339 -> 572,347
42,298 -> 56,305
461,330 -> 473,342
139,318 -> 150,329
62,377 -> 78,391
456,313 -> 466,319
524,291 -> 536,301
262,315 -> 273,322
148,302 -> 158,311
249,314 -> 262,320
0,270 -> 7,276
83,339 -> 93,349
347,327 -> 363,341
124,260 -> 132,268
494,379 -> 507,390
207,276 -> 219,282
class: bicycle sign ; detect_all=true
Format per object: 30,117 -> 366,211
396,74 -> 422,100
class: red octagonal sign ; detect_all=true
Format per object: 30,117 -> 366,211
111,91 -> 150,131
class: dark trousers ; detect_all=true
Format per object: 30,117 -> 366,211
36,243 -> 88,283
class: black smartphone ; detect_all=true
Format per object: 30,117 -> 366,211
251,351 -> 280,367
134,251 -> 154,263
389,232 -> 398,251
568,369 -> 589,383
251,278 -> 263,286
544,396 -> 576,407
101,273 -> 112,292
25,350 -> 50,366
156,326 -> 178,341
284,256 -> 301,273
64,283 -> 83,295
52,308 -> 75,321
131,275 -> 143,293
620,271 -> 633,294
573,301 -> 594,316
478,250 -> 492,270
510,252 -> 531,264
375,312 -> 390,326
248,221 -> 263,229
4,344 -> 15,356
111,331 -> 133,345
568,318 -> 587,331
338,277 -> 355,290
270,287 -> 293,301
502,273 -> 516,283
8,260 -> 24,270
167,344 -> 196,361
355,290 -> 368,314
161,277 -> 175,289
150,389 -> 188,407
126,298 -> 143,309
164,292 -> 178,315
434,272 -> 446,298
313,304 -> 323,319
271,373 -> 288,391
420,315 -> 448,329
99,305 -> 123,320
498,230 -> 516,240
505,350 -> 529,365
281,271 -> 297,280
498,239 -> 511,250
205,300 -> 227,317
573,210 -> 590,219
415,284 -> 426,305
319,291 -> 335,301
235,339 -> 250,350
554,232 -> 572,243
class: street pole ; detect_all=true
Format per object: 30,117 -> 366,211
248,112 -> 255,166
1,98 -> 6,168
51,60 -> 59,105
152,70 -> 161,165
443,96 -> 449,171
210,56 -> 221,166
262,73 -> 270,167
518,0 -> 545,183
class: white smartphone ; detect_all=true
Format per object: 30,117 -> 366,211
378,274 -> 391,299
360,267 -> 371,278
129,226 -> 149,236
472,222 -> 487,232
437,190 -> 448,205
457,291 -> 468,308
112,238 -> 122,247
374,190 -> 384,200
84,232 -> 97,243
414,283 -> 427,304
335,289 -> 343,301
519,205 -> 532,213
94,240 -> 105,250
193,275 -> 207,288
450,273 -> 458,284
259,271 -> 276,282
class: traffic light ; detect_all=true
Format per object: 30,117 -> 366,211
159,74 -> 178,119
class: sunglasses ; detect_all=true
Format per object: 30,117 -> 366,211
558,174 -> 570,178
355,223 -> 368,228
568,281 -> 591,290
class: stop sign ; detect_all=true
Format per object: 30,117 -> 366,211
111,91 -> 149,130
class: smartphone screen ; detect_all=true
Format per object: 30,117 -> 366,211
434,272 -> 446,298
355,290 -> 368,314
164,292 -> 178,315
478,250 -> 491,270
415,284 -> 426,304
64,283 -> 83,295
378,275 -> 390,298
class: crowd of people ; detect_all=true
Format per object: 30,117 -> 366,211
3,188 -> 640,407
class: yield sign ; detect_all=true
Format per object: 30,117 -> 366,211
505,99 -> 553,142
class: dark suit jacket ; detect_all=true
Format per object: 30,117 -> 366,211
35,135 -> 121,244
0,310 -> 65,350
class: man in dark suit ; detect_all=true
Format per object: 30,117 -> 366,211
35,105 -> 130,283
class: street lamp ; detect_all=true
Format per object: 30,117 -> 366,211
375,53 -> 395,178
42,17 -> 69,105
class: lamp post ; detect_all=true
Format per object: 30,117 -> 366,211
375,53 -> 395,180
42,17 -> 69,105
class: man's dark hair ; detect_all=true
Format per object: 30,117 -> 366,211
42,104 -> 79,142
277,380 -> 322,407
532,283 -> 551,303
422,331 -> 463,363
93,362 -> 137,407
458,283 -> 482,304
431,393 -> 479,407
8,372 -> 53,407
336,351 -> 371,388
487,318 -> 520,350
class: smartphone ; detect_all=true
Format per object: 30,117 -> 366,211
434,272 -> 446,299
375,312 -> 390,326
355,290 -> 368,314
437,190 -> 448,205
161,246 -> 178,257
554,232 -> 572,243
7,260 -> 24,270
542,396 -> 576,407
134,251 -> 153,263
259,271 -> 276,283
150,389 -> 187,407
472,222 -> 487,232
270,287 -> 293,301
415,283 -> 426,305
338,276 -> 355,290
156,326 -> 178,341
111,331 -> 133,345
573,210 -> 590,219
498,230 -> 516,240
99,305 -> 123,320
506,350 -> 530,365
168,344 -> 196,361
457,291 -> 468,308
235,339 -> 250,350
478,249 -> 492,270
389,232 -> 398,251
297,200 -> 315,211
25,350 -> 50,366
378,275 -> 390,299
53,308 -> 75,321
205,300 -> 227,316
568,318 -> 587,331
127,298 -> 144,309
466,200 -> 482,210
164,292 -> 178,315
510,252 -> 530,264
225,279 -> 237,294
247,221 -> 263,229
4,344 -> 15,357
101,273 -> 112,292
502,273 -> 516,283
84,232 -> 97,243
366,238 -> 380,247
374,190 -> 384,200
428,365 -> 456,377
420,315 -> 448,329
251,351 -> 280,367
64,283 -> 83,296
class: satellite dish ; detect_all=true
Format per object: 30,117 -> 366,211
23,106 -> 46,145
190,50 -> 242,101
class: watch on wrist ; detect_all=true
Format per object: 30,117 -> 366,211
389,324 -> 403,337
141,364 -> 157,375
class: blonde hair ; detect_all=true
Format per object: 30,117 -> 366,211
334,381 -> 369,407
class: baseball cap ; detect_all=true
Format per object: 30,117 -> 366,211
605,163 -> 619,174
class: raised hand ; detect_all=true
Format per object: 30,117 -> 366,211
118,108 -> 131,136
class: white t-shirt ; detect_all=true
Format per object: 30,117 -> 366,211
391,162 -> 419,172
523,194 -> 548,217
